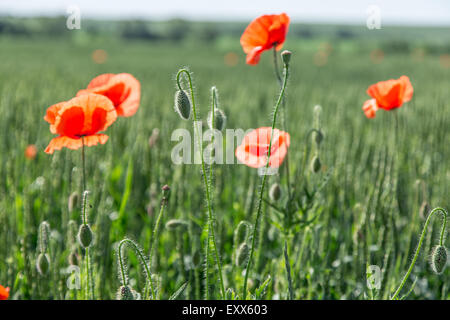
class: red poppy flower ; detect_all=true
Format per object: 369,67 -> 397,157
362,99 -> 378,119
77,73 -> 141,117
25,144 -> 38,159
240,13 -> 290,65
364,76 -> 413,118
44,93 -> 117,154
235,127 -> 290,168
0,285 -> 9,300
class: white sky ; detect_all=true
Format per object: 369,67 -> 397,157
0,0 -> 449,25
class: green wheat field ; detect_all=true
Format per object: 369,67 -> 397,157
0,18 -> 449,300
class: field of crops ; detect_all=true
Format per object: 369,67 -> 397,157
0,19 -> 449,300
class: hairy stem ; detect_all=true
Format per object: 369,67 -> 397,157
391,207 -> 447,300
243,60 -> 290,299
176,69 -> 225,299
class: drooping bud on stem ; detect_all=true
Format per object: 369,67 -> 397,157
311,155 -> 322,173
174,90 -> 191,120
431,245 -> 447,274
269,183 -> 282,201
236,242 -> 250,267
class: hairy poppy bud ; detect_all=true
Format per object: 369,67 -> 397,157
281,50 -> 292,66
116,285 -> 135,300
431,245 -> 447,274
68,192 -> 79,213
36,253 -> 50,276
311,155 -> 321,173
38,221 -> 51,254
78,224 -> 93,248
174,90 -> 191,120
165,219 -> 188,231
234,221 -> 251,245
314,129 -> 324,146
236,242 -> 250,267
269,183 -> 282,201
207,108 -> 227,131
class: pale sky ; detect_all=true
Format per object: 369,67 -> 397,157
0,0 -> 449,25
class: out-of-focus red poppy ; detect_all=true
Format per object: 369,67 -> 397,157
240,13 -> 290,65
364,75 -> 413,118
362,99 -> 378,118
25,144 -> 38,159
235,127 -> 290,168
44,93 -> 117,154
77,73 -> 141,117
92,49 -> 108,64
0,285 -> 9,300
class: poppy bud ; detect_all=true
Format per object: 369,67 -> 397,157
68,192 -> 79,213
311,155 -> 321,173
162,184 -> 170,197
281,50 -> 292,66
68,250 -> 79,266
174,90 -> 191,120
165,219 -> 188,231
36,253 -> 50,276
234,221 -> 251,245
67,220 -> 78,246
38,221 -> 51,254
269,183 -> 282,201
78,224 -> 93,248
116,285 -> 135,300
431,245 -> 447,274
313,129 -> 324,146
207,108 -> 227,131
236,242 -> 250,267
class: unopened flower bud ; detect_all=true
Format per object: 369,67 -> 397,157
311,155 -> 322,173
78,224 -> 93,248
174,90 -> 191,120
269,183 -> 282,201
207,108 -> 227,131
68,192 -> 79,213
36,253 -> 50,276
431,245 -> 447,274
236,242 -> 250,267
281,50 -> 292,66
116,285 -> 135,300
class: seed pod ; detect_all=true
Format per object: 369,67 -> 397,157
165,219 -> 188,231
174,90 -> 191,120
207,108 -> 227,131
36,253 -> 50,276
235,242 -> 250,267
431,245 -> 447,274
77,224 -> 93,248
269,183 -> 282,201
310,155 -> 322,173
116,285 -> 135,300
281,50 -> 292,66
38,221 -> 51,254
68,192 -> 79,213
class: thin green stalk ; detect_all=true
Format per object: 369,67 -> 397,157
81,191 -> 94,300
81,136 -> 86,192
284,239 -> 294,300
391,207 -> 447,300
146,200 -> 166,299
243,60 -> 290,299
273,47 -> 291,198
176,69 -> 225,299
